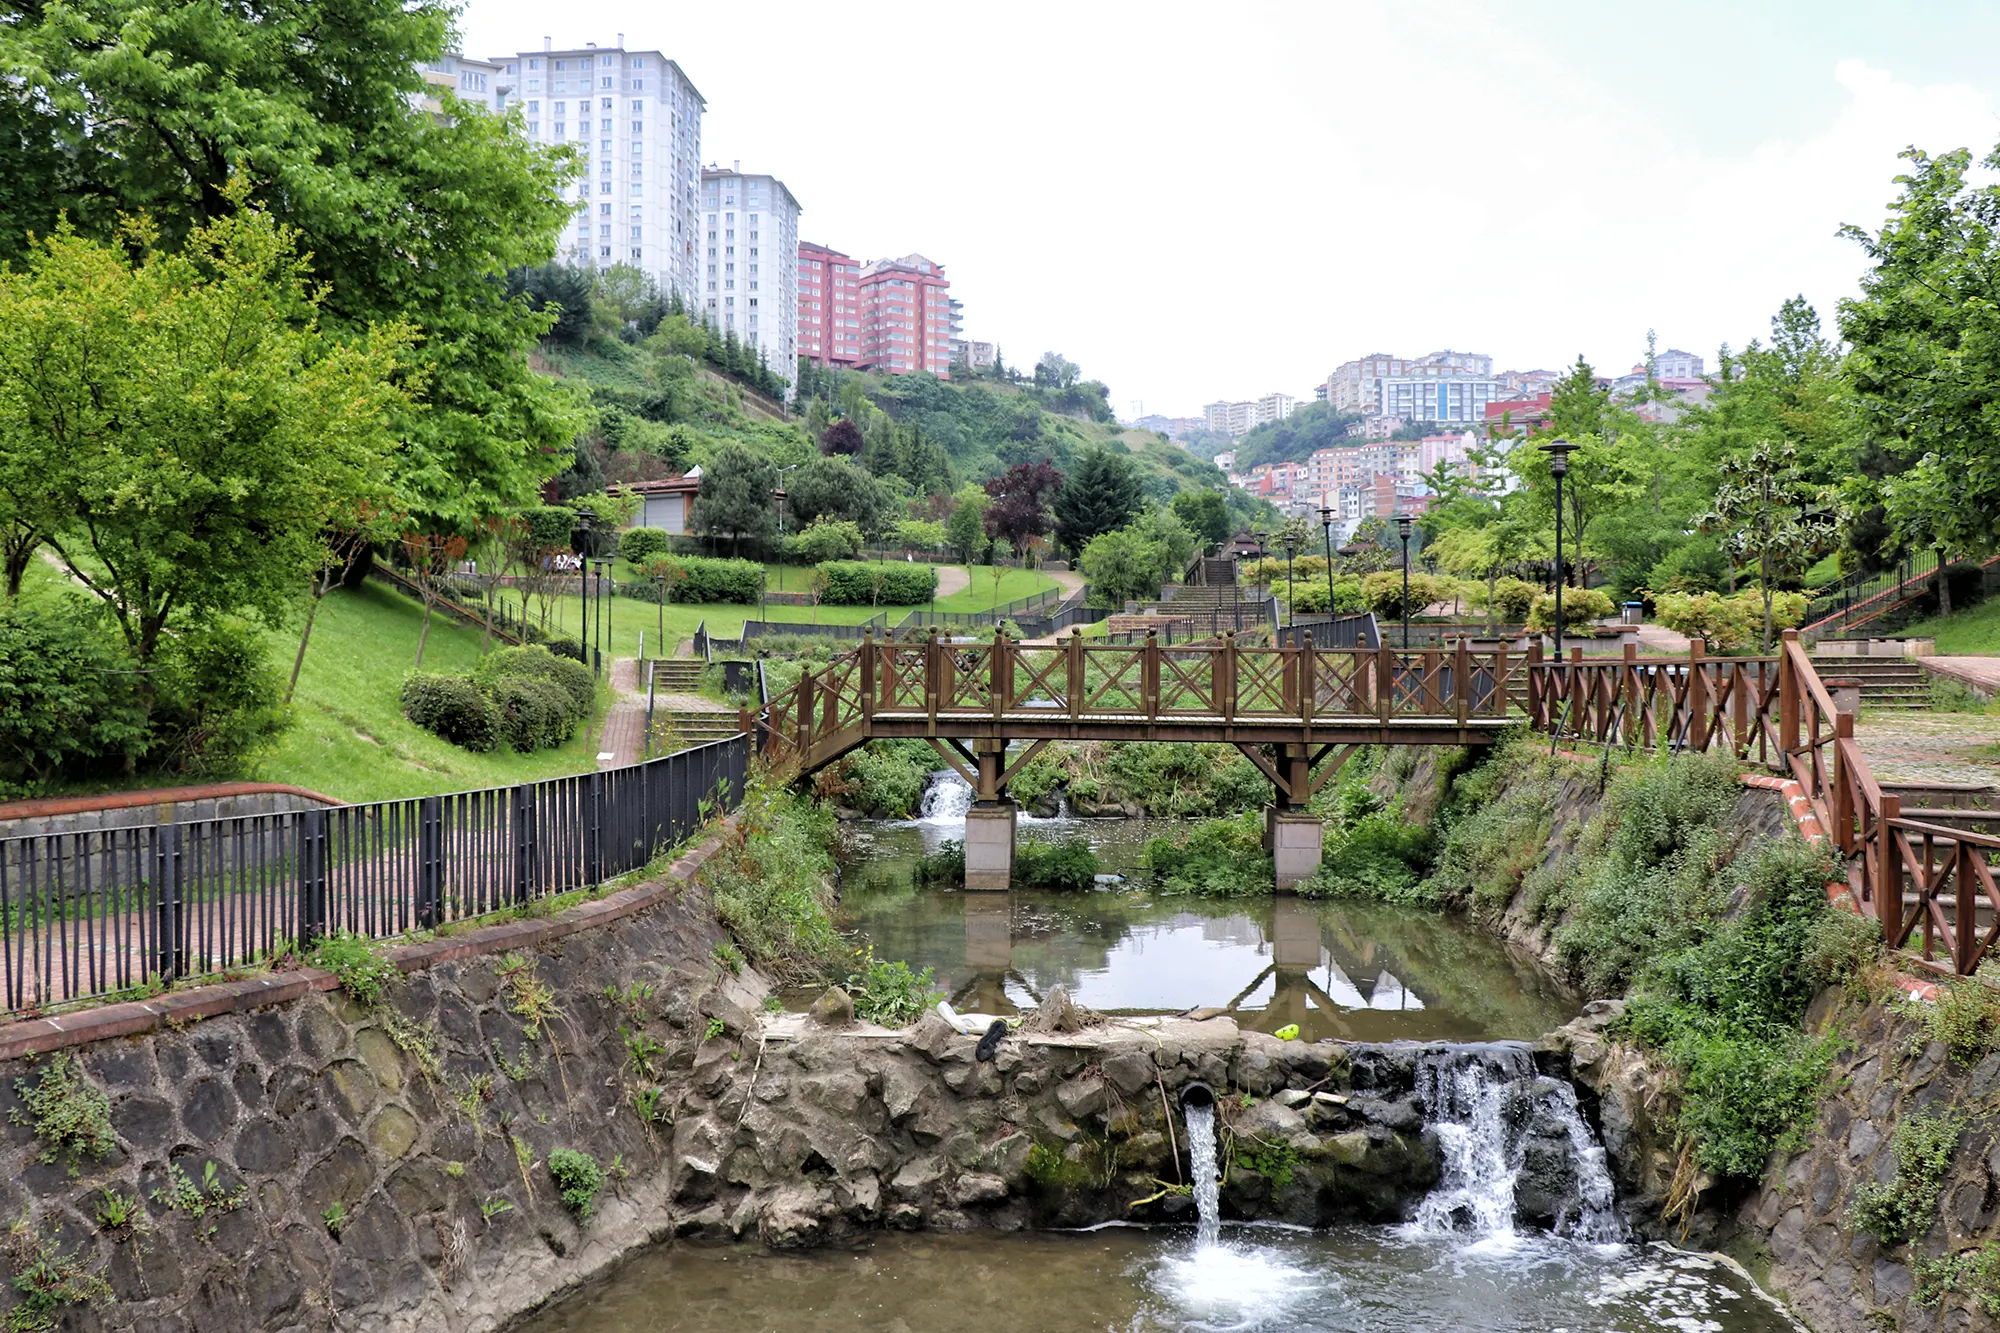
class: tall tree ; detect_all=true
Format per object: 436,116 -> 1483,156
696,444 -> 779,556
0,0 -> 588,531
1053,448 -> 1142,556
1840,144 -> 2000,559
983,460 -> 1064,552
786,457 -> 894,536
945,485 -> 988,563
1169,489 -> 1233,550
0,201 -> 410,664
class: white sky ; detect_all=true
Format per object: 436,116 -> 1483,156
457,0 -> 2000,418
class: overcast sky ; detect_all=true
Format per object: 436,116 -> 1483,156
458,0 -> 2000,419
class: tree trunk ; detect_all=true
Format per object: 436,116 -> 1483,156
415,601 -> 434,668
1487,568 -> 1499,635
287,587 -> 326,704
1760,549 -> 1774,653
1938,550 -> 1953,617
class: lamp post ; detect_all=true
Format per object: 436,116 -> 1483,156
1394,513 -> 1414,650
1317,504 -> 1336,631
1281,529 -> 1299,630
1544,438 -> 1578,664
576,512 -> 593,672
928,565 -> 936,625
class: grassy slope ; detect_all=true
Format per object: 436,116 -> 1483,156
253,581 -> 607,803
1899,598 -> 2000,655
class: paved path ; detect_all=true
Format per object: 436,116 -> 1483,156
1926,656 -> 2000,697
935,565 -> 971,598
598,658 -> 647,769
1852,712 -> 2000,789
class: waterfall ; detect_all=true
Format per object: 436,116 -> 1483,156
916,769 -> 972,824
1409,1045 -> 1621,1242
1185,1100 -> 1221,1250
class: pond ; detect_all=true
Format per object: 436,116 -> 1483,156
817,784 -> 1576,1044
522,1228 -> 1800,1333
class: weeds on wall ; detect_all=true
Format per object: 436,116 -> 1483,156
307,931 -> 401,1007
701,784 -> 845,985
1915,1242 -> 2000,1315
1848,1109 -> 1967,1246
5,1220 -> 111,1333
547,1149 -> 605,1222
1901,980 -> 2000,1064
845,949 -> 941,1027
10,1056 -> 115,1177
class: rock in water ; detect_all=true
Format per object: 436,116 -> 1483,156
808,987 -> 854,1028
1021,985 -> 1103,1035
975,1019 -> 1008,1062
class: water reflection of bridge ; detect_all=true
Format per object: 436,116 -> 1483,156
953,895 -> 1449,1043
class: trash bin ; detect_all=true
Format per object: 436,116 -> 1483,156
1622,601 -> 1645,626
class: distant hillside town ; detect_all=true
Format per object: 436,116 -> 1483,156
1127,344 -> 1713,544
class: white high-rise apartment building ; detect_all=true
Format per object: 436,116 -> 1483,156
701,165 -> 801,390
449,38 -> 705,306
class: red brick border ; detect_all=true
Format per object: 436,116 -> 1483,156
0,781 -> 344,821
0,822 -> 736,1061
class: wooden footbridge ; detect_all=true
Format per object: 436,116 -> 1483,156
753,627 -> 1998,977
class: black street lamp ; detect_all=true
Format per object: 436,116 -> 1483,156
1280,529 -> 1300,629
577,512 -> 593,672
1544,438 -> 1578,664
1394,513 -> 1414,649
592,557 -> 611,675
1317,504 -> 1336,632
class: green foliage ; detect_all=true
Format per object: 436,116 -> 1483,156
1301,806 -> 1434,904
1080,510 -> 1199,608
1147,810 -> 1273,897
1525,586 -> 1617,631
702,1017 -> 727,1043
787,457 -> 894,536
1421,738 -> 1565,915
1053,447 -> 1144,557
892,519 -> 948,551
1093,742 -> 1268,818
660,555 -> 765,604
400,672 -> 502,752
10,1056 -> 115,1176
835,739 -> 936,818
945,486 -> 989,562
486,675 -> 581,753
846,950 -> 941,1027
913,841 -> 966,887
702,788 -> 844,985
1169,489 -> 1233,549
1848,1109 -> 1965,1245
0,594 -> 148,793
547,1148 -> 606,1222
815,561 -> 938,605
1903,980 -> 2000,1063
709,940 -> 746,976
1653,589 -> 1807,651
1927,677 -> 1993,713
618,527 -> 672,564
92,1193 -> 141,1232
1247,1140 -> 1301,1191
1915,1243 -> 2000,1315
5,1221 -> 111,1332
696,443 -> 780,554
1660,1029 -> 1836,1179
149,1159 -> 247,1228
1014,837 -> 1101,891
146,618 -> 291,778
309,931 -> 399,1007
785,518 -> 864,565
475,645 -> 595,718
1360,571 -> 1456,621
322,1202 -> 349,1238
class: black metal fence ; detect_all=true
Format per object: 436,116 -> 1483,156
0,735 -> 749,1017
1276,613 -> 1380,650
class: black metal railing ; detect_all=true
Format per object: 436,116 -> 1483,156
0,735 -> 750,1017
1276,613 -> 1380,650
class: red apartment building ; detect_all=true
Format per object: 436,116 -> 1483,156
797,241 -> 865,368
857,253 -> 955,377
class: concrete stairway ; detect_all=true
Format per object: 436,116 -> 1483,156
1817,659 -> 1931,710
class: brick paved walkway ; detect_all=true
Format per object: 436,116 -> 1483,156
1852,712 -> 2000,788
1925,656 -> 2000,697
598,658 -> 646,769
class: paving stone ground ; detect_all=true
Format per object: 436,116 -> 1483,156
1851,710 -> 2000,788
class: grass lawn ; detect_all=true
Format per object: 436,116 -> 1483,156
253,581 -> 609,803
1899,598 -> 2000,655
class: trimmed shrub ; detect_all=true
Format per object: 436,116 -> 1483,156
476,645 -> 594,718
816,561 -> 938,605
1474,577 -> 1538,622
490,674 -> 578,752
544,637 -> 586,662
618,526 -> 672,563
401,673 -> 501,752
667,555 -> 763,604
1526,586 -> 1616,631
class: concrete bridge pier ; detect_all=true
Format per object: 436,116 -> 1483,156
964,739 -> 1017,890
1267,806 -> 1325,890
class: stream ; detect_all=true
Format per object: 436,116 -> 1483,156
520,771 -> 1803,1333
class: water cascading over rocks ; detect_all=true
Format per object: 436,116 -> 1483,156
1407,1044 -> 1620,1240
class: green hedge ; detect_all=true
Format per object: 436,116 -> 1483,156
669,556 -> 763,605
401,673 -> 501,752
619,527 -> 672,564
816,561 -> 938,605
403,646 -> 593,754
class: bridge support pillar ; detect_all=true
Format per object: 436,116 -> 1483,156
1267,805 -> 1324,892
964,801 -> 1017,890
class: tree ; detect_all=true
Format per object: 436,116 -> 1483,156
697,444 -> 779,556
1053,448 -> 1142,556
0,0 -> 589,533
1697,443 -> 1843,649
893,519 -> 948,552
1169,489 -> 1233,550
0,202 -> 409,666
509,264 -> 596,345
945,486 -> 989,563
820,419 -> 864,456
786,518 -> 864,564
1840,144 -> 2000,561
983,461 -> 1064,552
1035,351 -> 1080,389
1079,510 -> 1196,607
787,457 -> 894,536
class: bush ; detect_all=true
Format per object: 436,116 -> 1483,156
785,518 -> 864,564
1653,589 -> 1804,650
845,949 -> 941,1026
489,674 -> 578,752
401,672 -> 501,752
913,840 -> 965,887
0,594 -> 147,790
1848,1109 -> 1965,1245
833,739 -> 935,818
1147,810 -> 1273,896
618,526 -> 672,563
544,637 -> 586,662
1360,570 -> 1454,621
702,788 -> 844,985
1014,836 -> 1101,891
666,555 -> 763,604
816,561 -> 938,605
146,619 -> 289,776
547,1148 -> 606,1222
1474,577 -> 1538,623
1526,586 -> 1616,631
476,645 -> 595,718
1421,738 -> 1565,915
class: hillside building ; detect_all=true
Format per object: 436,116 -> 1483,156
700,164 -> 801,389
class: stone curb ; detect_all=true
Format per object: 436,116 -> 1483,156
0,819 -> 736,1062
